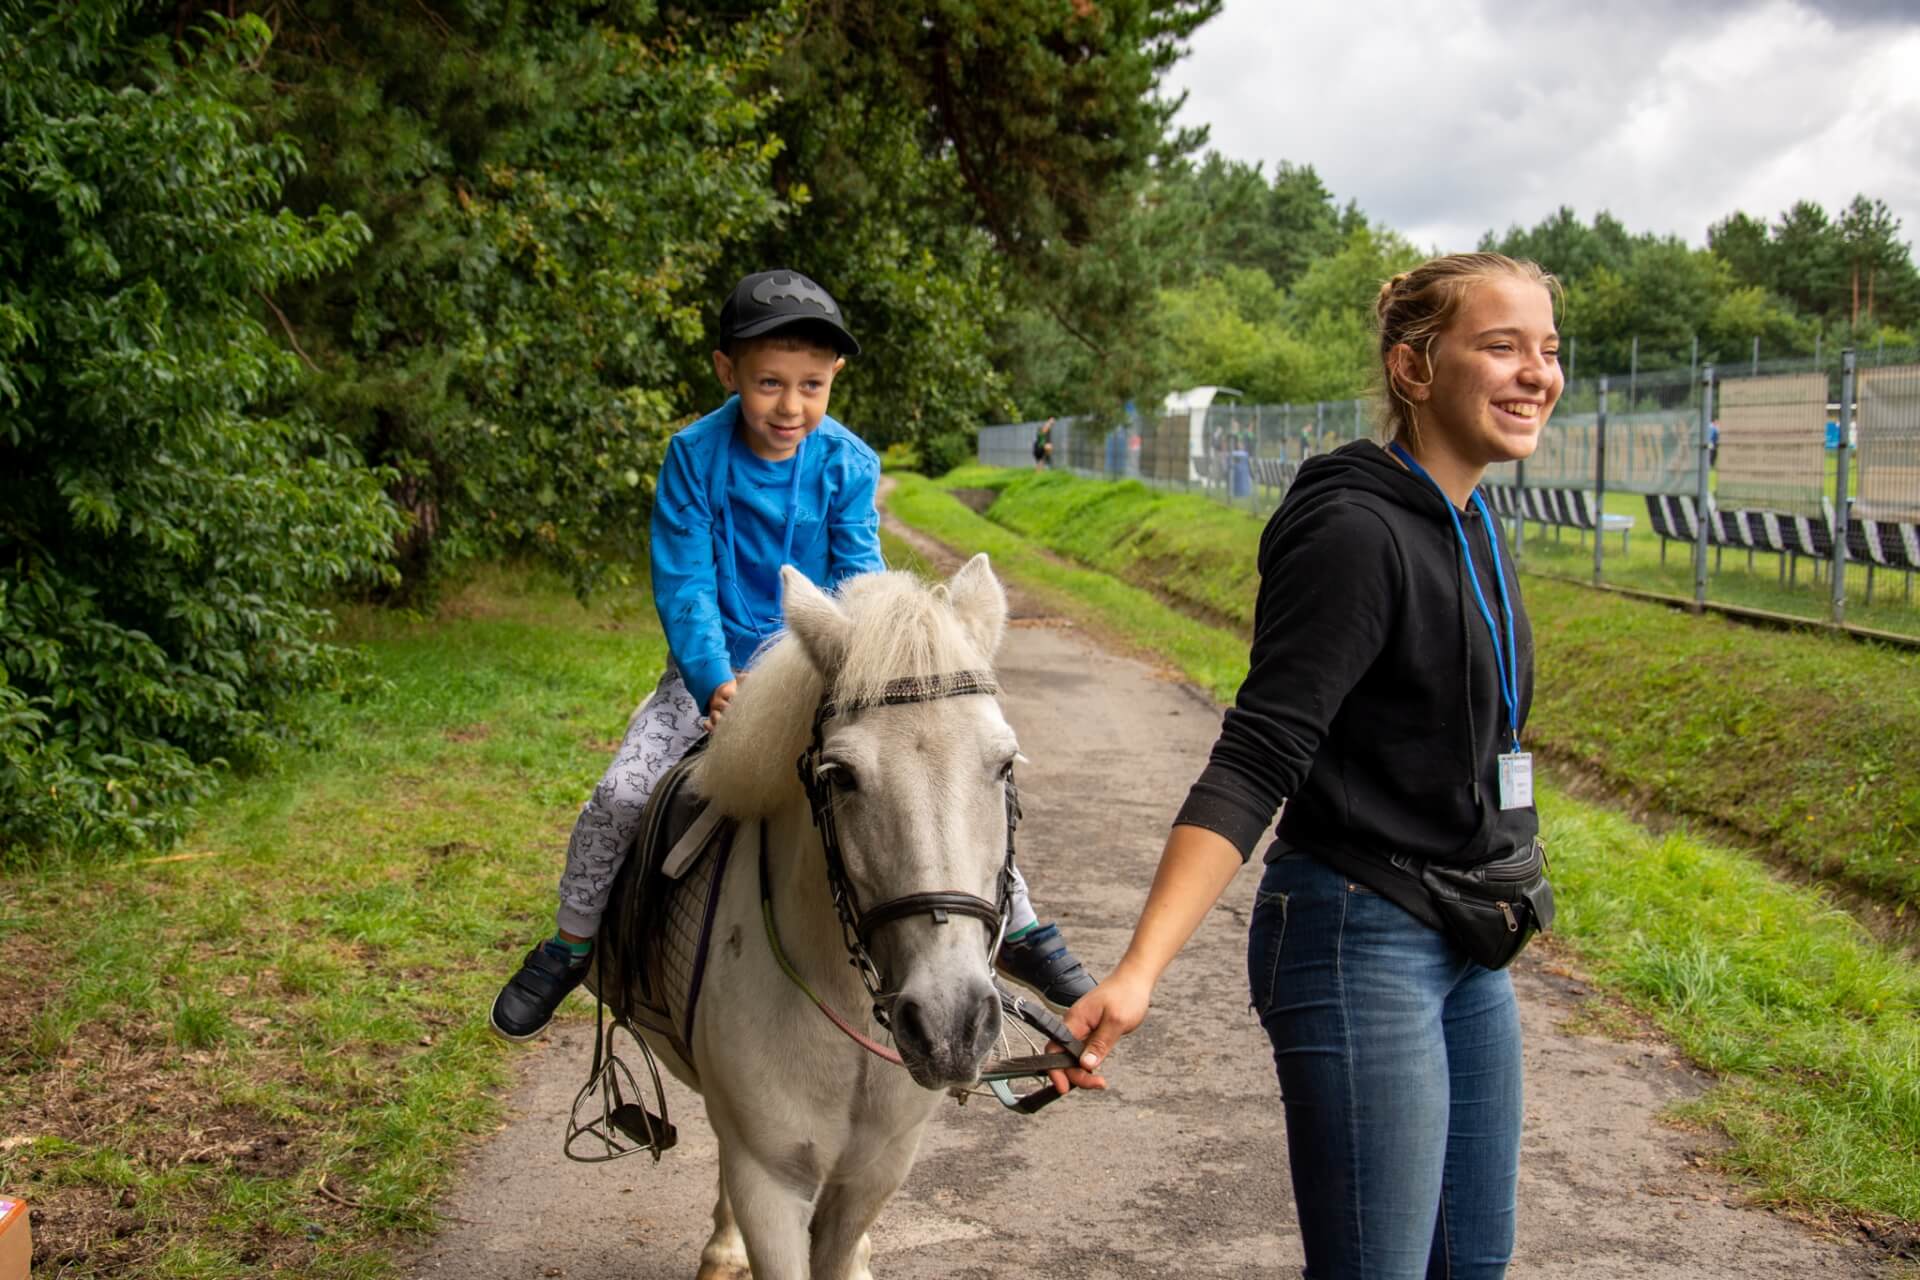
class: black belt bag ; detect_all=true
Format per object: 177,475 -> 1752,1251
1419,837 -> 1554,970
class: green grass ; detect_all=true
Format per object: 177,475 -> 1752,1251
928,466 -> 1920,913
887,474 -> 1920,1230
1526,575 -> 1920,910
1544,790 -> 1920,1222
0,564 -> 665,1277
941,468 -> 1264,629
888,472 -> 1250,700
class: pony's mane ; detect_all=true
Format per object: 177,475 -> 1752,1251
692,570 -> 994,817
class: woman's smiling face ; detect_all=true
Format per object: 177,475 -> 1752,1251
1419,276 -> 1563,470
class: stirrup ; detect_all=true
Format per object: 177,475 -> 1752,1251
564,1012 -> 677,1163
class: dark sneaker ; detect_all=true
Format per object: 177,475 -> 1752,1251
996,922 -> 1096,1011
490,940 -> 589,1041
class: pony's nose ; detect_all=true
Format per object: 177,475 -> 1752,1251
891,980 -> 1000,1086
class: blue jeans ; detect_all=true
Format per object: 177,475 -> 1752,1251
1248,852 -> 1522,1279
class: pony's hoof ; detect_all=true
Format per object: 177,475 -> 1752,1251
696,1246 -> 751,1280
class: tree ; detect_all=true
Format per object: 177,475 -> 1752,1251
1174,154 -> 1347,288
1707,210 -> 1773,293
1836,195 -> 1919,329
245,0 -> 794,594
1769,200 -> 1846,321
712,0 -> 1222,425
1,4 -> 397,853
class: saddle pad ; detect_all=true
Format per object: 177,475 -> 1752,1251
596,742 -> 735,1061
652,828 -> 733,1053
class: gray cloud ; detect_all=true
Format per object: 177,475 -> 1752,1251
1162,0 -> 1920,253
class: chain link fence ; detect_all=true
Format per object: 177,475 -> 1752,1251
977,348 -> 1920,639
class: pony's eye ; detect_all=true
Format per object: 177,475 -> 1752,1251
996,757 -> 1017,781
822,761 -> 858,792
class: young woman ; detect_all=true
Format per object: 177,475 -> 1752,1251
1067,253 -> 1563,1278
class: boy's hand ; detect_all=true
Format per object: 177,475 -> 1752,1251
704,679 -> 738,729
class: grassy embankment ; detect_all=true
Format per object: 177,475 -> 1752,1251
889,465 -> 1920,1232
923,466 -> 1920,911
0,566 -> 665,1278
1114,459 -> 1920,636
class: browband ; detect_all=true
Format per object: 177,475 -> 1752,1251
816,669 -> 998,724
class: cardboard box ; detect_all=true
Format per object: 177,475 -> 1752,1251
0,1196 -> 27,1280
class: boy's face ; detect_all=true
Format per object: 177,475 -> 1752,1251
712,339 -> 846,462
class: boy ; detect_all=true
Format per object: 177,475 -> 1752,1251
490,269 -> 1095,1040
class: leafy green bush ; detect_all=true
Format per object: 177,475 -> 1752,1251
0,5 -> 398,855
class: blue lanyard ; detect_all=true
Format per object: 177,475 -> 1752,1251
1388,443 -> 1521,750
719,425 -> 807,643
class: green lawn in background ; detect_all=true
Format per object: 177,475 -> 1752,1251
998,460 -> 1912,640
886,473 -> 1251,701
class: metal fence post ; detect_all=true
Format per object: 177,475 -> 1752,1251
1694,364 -> 1715,612
1752,335 -> 1760,375
1513,454 -> 1526,554
1594,375 -> 1609,586
1831,348 -> 1855,624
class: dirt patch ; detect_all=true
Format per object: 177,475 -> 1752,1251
947,487 -> 998,514
0,925 -> 354,1276
0,938 -> 58,1074
443,723 -> 494,744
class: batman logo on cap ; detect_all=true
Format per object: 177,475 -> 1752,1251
752,273 -> 838,315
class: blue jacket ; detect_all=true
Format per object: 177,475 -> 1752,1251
650,397 -> 883,712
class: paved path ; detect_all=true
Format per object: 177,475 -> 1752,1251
405,516 -> 1887,1279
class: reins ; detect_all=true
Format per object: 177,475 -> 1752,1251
759,826 -> 903,1066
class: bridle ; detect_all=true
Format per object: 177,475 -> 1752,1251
756,667 -> 1081,1112
786,669 -> 1018,1029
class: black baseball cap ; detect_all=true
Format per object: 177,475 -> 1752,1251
718,269 -> 860,356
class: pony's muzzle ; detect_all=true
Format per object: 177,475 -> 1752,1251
891,976 -> 1001,1089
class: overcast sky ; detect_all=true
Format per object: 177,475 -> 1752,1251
1160,0 -> 1920,254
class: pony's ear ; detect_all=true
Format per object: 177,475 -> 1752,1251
947,553 -> 1007,659
781,566 -> 851,676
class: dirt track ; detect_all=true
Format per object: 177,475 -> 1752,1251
405,509 -> 1889,1279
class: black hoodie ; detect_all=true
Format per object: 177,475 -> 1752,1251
1173,439 -> 1537,931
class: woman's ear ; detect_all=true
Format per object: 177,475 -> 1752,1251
1386,342 -> 1430,401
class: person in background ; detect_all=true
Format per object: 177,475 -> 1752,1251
1033,417 -> 1055,470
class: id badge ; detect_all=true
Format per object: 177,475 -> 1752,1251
1497,752 -> 1533,810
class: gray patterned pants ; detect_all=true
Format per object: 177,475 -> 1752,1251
556,667 -> 708,936
554,666 -> 1040,939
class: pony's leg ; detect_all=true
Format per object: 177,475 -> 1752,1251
696,1169 -> 751,1280
808,1139 -> 922,1280
718,1147 -> 814,1280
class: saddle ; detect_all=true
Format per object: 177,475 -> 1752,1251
570,740 -> 736,1163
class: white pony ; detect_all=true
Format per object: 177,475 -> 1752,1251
613,555 -> 1021,1279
